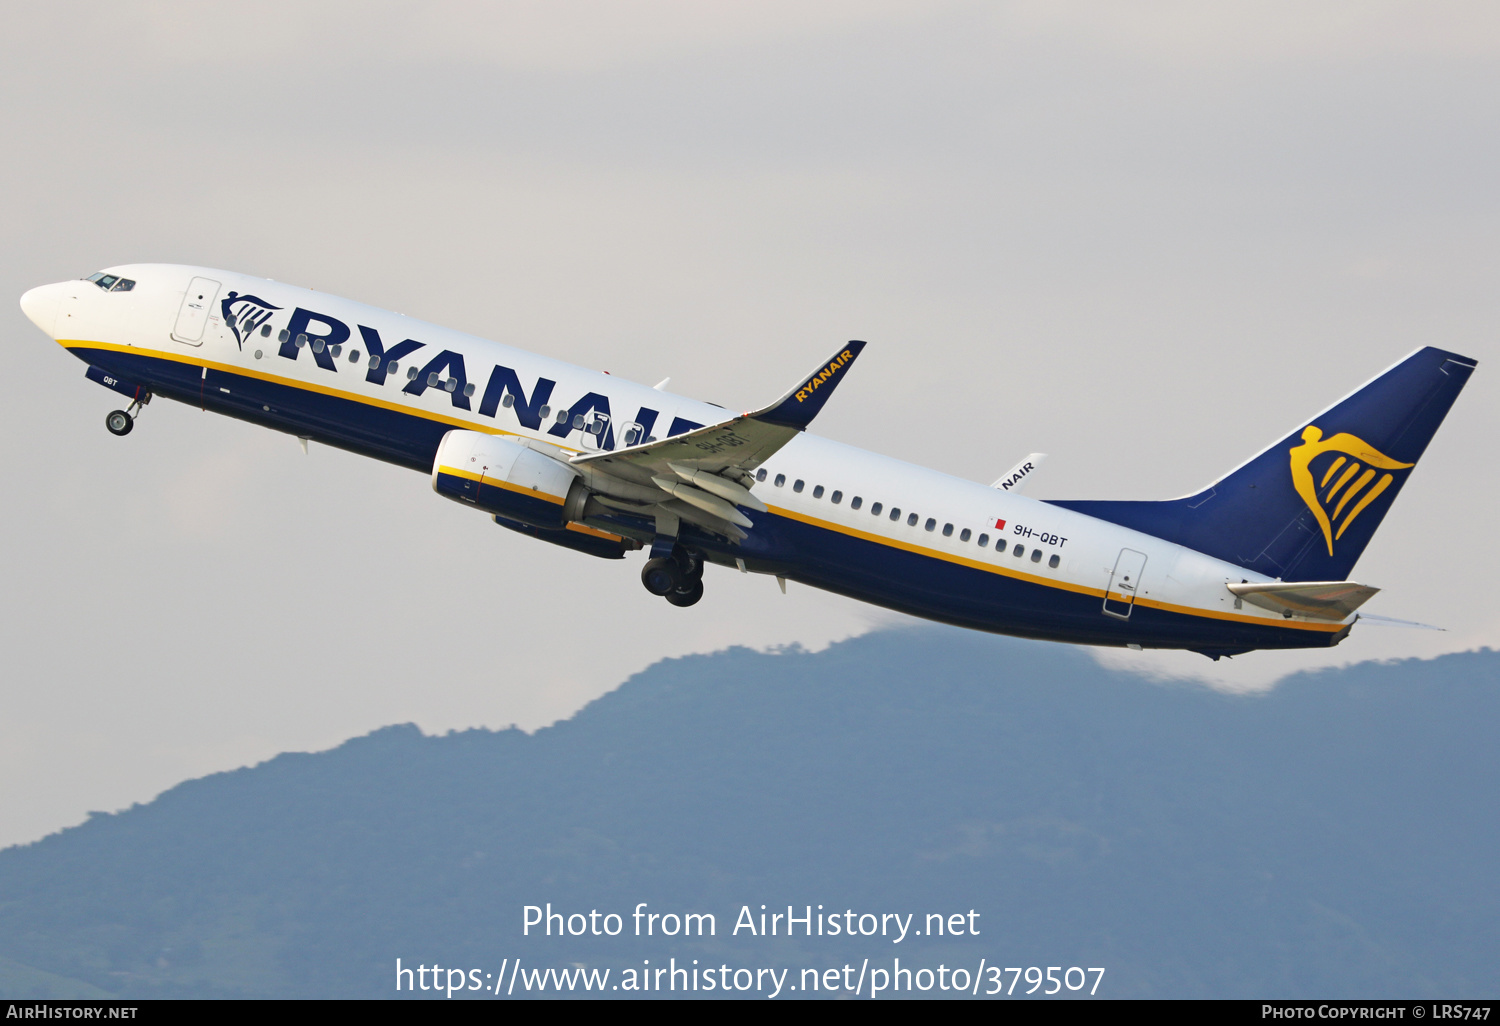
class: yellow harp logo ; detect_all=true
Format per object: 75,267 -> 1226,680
1289,426 -> 1413,555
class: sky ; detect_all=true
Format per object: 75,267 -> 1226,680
1,1 -> 1496,850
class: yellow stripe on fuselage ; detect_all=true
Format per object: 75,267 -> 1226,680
71,339 -> 1339,635
61,339 -> 584,452
766,504 -> 1344,634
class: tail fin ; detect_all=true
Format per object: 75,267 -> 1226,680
1047,346 -> 1477,581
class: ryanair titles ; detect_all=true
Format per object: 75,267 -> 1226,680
795,349 -> 856,403
257,304 -> 704,450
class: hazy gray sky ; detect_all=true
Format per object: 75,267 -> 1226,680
2,1 -> 1496,849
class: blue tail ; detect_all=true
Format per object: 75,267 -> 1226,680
1047,347 -> 1477,581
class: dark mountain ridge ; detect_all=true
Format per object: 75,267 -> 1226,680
1,628 -> 1496,998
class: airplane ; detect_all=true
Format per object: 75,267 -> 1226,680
20,264 -> 1476,659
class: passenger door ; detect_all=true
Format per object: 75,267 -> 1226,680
171,276 -> 220,345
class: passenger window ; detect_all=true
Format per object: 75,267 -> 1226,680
775,474 -> 786,487
463,383 -> 476,398
279,329 -> 290,343
573,414 -> 585,429
387,361 -> 399,375
793,479 -> 804,493
555,410 -> 568,424
312,339 -> 325,353
349,349 -> 361,363
978,533 -> 989,547
870,502 -> 882,515
502,394 -> 515,408
831,491 -> 842,504
959,528 -> 970,542
295,334 -> 307,348
756,469 -> 767,482
907,513 -> 918,526
924,518 -> 936,532
330,344 -> 342,358
262,324 -> 273,337
813,485 -> 824,499
1048,554 -> 1060,569
1013,543 -> 1025,556
1031,549 -> 1042,563
445,379 -> 458,393
407,367 -> 420,381
851,496 -> 863,510
890,507 -> 901,521
942,523 -> 954,537
539,405 -> 550,418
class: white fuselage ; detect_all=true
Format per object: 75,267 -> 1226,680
22,264 -> 1352,652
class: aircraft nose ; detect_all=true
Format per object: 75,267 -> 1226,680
20,283 -> 63,337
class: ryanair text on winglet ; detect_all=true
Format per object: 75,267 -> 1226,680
795,350 -> 856,403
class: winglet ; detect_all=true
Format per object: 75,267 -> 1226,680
752,340 -> 867,429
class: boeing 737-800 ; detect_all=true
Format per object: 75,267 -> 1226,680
20,265 -> 1476,658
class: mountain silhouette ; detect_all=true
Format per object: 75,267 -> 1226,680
0,627 -> 1495,998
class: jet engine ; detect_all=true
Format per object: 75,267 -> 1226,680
431,429 -> 589,530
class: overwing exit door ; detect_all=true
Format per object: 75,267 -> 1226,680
1102,548 -> 1148,619
172,277 -> 220,345
580,411 -> 611,450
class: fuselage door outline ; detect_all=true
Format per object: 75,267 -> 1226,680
1102,548 -> 1148,620
171,276 -> 221,346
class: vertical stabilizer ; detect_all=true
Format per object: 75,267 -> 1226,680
1047,347 -> 1477,581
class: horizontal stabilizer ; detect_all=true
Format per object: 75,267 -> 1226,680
1355,612 -> 1444,631
1227,580 -> 1378,621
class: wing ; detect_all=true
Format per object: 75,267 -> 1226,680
569,340 -> 866,540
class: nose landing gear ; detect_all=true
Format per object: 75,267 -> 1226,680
105,394 -> 150,437
640,544 -> 706,607
105,409 -> 134,436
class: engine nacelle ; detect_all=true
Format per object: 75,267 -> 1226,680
432,429 -> 587,529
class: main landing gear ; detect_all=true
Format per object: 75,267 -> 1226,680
641,546 -> 705,607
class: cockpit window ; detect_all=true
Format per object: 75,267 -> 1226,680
84,272 -> 134,292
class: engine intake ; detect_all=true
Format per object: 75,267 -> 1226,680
432,429 -> 587,529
